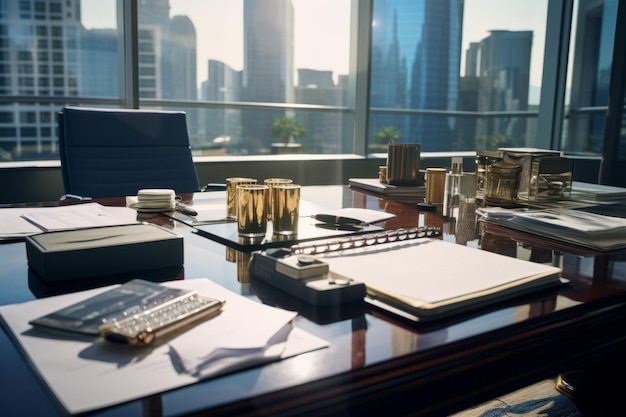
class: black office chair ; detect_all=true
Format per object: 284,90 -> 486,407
58,107 -> 201,199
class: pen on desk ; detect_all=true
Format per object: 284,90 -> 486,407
311,214 -> 366,227
175,202 -> 198,217
201,183 -> 227,191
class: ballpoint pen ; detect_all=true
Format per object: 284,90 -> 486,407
201,183 -> 228,191
175,202 -> 198,217
311,214 -> 367,227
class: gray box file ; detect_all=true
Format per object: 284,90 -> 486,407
26,223 -> 183,282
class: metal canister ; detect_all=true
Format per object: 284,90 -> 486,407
386,143 -> 421,186
425,167 -> 447,206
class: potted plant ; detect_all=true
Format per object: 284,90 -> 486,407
270,116 -> 307,154
371,126 -> 401,153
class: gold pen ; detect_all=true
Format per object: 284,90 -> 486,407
100,294 -> 225,347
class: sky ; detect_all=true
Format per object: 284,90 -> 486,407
80,0 -> 352,84
81,0 -> 547,90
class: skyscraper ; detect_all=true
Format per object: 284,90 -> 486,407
0,0 -> 83,159
0,0 -> 199,160
200,59 -> 242,153
370,0 -> 462,151
242,0 -> 294,153
475,30 -> 532,144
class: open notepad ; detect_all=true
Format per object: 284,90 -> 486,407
316,238 -> 562,321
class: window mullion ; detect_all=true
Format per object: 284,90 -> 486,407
349,0 -> 373,156
117,0 -> 139,109
536,0 -> 573,150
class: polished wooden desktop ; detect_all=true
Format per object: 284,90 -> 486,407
1,185 -> 626,417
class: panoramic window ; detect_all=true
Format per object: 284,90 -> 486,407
138,0 -> 352,156
369,0 -> 548,153
0,0 -> 118,160
561,0 -> 619,156
0,0 -> 620,162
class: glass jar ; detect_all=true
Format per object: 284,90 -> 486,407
484,162 -> 522,207
475,154 -> 502,193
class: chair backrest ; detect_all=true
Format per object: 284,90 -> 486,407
58,107 -> 200,199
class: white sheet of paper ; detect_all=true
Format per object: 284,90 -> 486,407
20,202 -> 138,232
0,208 -> 43,238
0,278 -> 328,415
321,239 -> 561,304
314,207 -> 396,224
1,203 -> 138,240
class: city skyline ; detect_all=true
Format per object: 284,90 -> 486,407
0,0 -> 612,161
81,0 -> 547,96
81,0 -> 351,86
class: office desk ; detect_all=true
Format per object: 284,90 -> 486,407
1,186 -> 626,416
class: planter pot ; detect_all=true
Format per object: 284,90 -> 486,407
368,144 -> 389,154
271,143 -> 303,155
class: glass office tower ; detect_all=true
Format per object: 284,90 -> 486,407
242,0 -> 294,154
0,0 -> 84,159
200,60 -> 242,154
370,0 -> 462,152
475,30 -> 533,147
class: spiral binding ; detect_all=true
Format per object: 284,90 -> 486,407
290,226 -> 441,255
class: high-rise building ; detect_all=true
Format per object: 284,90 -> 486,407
295,69 -> 345,153
0,0 -> 198,160
200,59 -> 242,153
370,0 -> 462,151
80,29 -> 118,98
0,0 -> 83,159
242,0 -> 294,153
475,30 -> 532,145
138,0 -> 196,102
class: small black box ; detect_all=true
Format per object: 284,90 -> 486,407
250,249 -> 366,306
26,223 -> 183,282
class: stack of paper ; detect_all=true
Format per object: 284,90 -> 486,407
317,238 -> 562,321
349,178 -> 426,199
477,206 -> 626,251
0,203 -> 138,241
570,181 -> 626,202
0,278 -> 328,415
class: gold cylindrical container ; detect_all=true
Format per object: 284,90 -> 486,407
425,168 -> 447,206
386,143 -> 421,185
378,165 -> 388,183
226,177 -> 257,220
272,183 -> 301,235
264,178 -> 293,221
236,184 -> 268,237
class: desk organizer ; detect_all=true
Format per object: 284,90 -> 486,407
498,147 -> 573,201
25,223 -> 183,282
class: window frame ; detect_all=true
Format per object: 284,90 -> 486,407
0,0 -> 603,161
